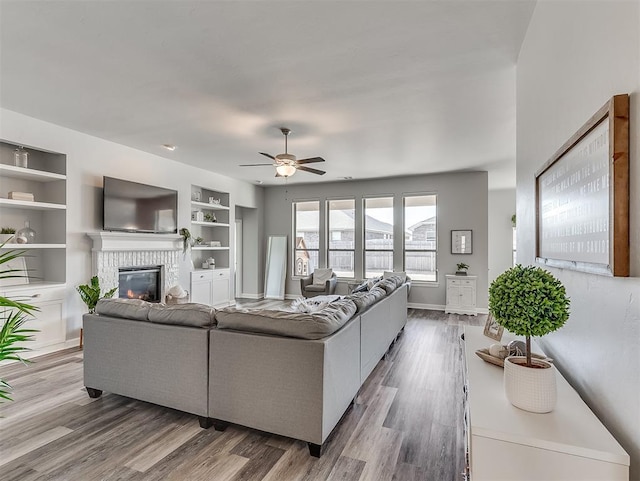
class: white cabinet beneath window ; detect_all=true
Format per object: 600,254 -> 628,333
445,275 -> 477,315
462,326 -> 629,480
190,269 -> 230,307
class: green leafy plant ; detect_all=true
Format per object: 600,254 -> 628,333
179,227 -> 192,254
0,247 -> 38,402
1,227 -> 16,234
489,265 -> 570,367
511,214 -> 516,227
76,276 -> 117,314
456,262 -> 469,271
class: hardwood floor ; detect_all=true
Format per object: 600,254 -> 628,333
0,308 -> 483,481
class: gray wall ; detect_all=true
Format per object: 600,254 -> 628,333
517,2 -> 639,476
263,172 -> 488,309
488,188 -> 515,284
235,205 -> 264,298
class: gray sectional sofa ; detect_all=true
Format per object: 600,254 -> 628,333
83,276 -> 409,457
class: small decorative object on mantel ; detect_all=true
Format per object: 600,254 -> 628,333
489,264 -> 570,413
456,262 -> 469,276
482,312 -> 503,341
14,146 -> 28,168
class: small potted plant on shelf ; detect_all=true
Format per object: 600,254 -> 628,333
456,262 -> 469,276
489,264 -> 570,413
0,228 -> 16,244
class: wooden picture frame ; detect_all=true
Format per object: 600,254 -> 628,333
483,313 -> 504,342
535,94 -> 629,277
451,230 -> 472,254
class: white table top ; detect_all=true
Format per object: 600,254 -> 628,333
464,326 -> 629,466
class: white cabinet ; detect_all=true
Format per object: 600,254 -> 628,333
2,285 -> 66,355
462,326 -> 630,480
190,269 -> 230,307
445,275 -> 477,315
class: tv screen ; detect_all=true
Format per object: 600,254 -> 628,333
103,177 -> 177,233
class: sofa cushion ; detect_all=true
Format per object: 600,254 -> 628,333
304,284 -> 328,292
148,303 -> 216,328
312,268 -> 333,285
384,271 -> 407,284
215,298 -> 357,340
347,286 -> 386,313
95,298 -> 152,321
374,278 -> 398,295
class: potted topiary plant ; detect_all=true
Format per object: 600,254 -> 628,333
489,264 -> 570,413
456,262 -> 469,276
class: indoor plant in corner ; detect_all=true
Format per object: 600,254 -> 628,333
489,264 -> 570,413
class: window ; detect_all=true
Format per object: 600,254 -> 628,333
293,201 -> 320,277
328,199 -> 355,278
404,194 -> 437,281
364,197 -> 394,278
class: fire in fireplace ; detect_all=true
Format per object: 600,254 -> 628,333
118,266 -> 162,302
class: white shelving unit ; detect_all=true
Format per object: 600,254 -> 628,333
0,141 -> 68,356
189,185 -> 232,307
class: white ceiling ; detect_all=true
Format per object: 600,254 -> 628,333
0,1 -> 536,189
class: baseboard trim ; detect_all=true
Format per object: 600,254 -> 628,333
408,303 -> 445,310
237,293 -> 264,300
285,294 -> 301,300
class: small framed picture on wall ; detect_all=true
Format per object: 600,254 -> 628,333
451,229 -> 472,254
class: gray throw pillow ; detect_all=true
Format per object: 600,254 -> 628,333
148,303 -> 216,328
95,298 -> 152,321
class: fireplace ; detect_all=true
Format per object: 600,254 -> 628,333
118,266 -> 163,302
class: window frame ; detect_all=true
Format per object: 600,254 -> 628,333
363,195 -> 395,279
292,200 -> 321,278
326,197 -> 356,279
403,193 -> 438,283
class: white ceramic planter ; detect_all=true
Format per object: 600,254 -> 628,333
504,355 -> 557,413
0,233 -> 14,244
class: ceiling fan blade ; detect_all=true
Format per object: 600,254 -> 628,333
239,163 -> 275,167
296,156 -> 325,164
296,165 -> 326,175
275,172 -> 283,177
259,152 -> 276,160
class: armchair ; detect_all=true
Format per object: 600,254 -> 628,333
300,268 -> 338,298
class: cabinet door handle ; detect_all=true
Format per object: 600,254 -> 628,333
29,294 -> 42,298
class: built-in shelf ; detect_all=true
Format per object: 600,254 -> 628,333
192,246 -> 229,251
0,244 -> 66,249
0,198 -> 67,211
0,164 -> 67,182
1,281 -> 67,293
191,221 -> 229,227
191,200 -> 229,211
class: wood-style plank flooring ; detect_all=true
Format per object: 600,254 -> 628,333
0,306 -> 483,480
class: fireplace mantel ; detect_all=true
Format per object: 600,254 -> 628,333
88,232 -> 182,252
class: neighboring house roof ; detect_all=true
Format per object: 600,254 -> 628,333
407,216 -> 436,232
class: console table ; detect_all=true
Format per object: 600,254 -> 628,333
462,326 -> 629,480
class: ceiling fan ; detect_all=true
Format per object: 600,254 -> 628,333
240,128 -> 326,177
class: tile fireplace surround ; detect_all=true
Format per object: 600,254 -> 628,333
88,232 -> 182,299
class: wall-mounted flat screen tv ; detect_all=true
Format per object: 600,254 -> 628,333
103,176 -> 178,233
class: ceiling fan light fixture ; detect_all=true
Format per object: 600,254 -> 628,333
276,164 -> 296,177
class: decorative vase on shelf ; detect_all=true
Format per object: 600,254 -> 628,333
15,221 -> 36,244
14,147 -> 29,168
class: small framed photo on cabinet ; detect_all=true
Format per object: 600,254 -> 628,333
483,313 -> 504,342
